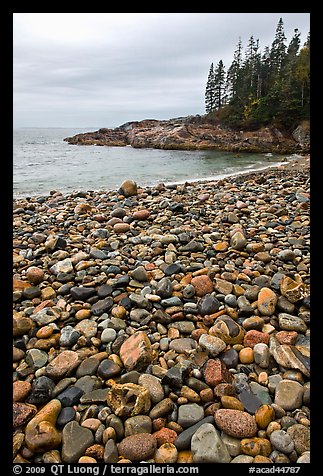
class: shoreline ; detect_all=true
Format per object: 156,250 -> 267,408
13,153 -> 309,202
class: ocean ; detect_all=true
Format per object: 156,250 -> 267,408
13,127 -> 293,198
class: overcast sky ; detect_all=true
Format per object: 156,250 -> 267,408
13,12 -> 310,129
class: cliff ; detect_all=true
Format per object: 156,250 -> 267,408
64,116 -> 309,154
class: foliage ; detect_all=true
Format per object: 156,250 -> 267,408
205,18 -> 310,131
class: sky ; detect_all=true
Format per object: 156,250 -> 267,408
13,12 -> 310,129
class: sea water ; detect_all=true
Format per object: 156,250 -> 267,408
13,127 -> 293,198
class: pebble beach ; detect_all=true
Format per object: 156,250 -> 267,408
13,156 -> 310,464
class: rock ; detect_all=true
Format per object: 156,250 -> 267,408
153,428 -> 177,446
274,379 -> 304,410
62,421 -> 95,463
191,423 -> 231,463
114,223 -> 131,233
133,209 -> 150,220
104,439 -> 119,463
253,343 -> 270,368
56,386 -> 84,407
124,415 -> 152,436
191,275 -> 214,296
70,286 -> 96,301
269,337 -> 310,377
107,383 -> 151,418
117,433 -> 157,461
209,315 -> 245,344
27,376 -> 55,405
220,396 -> 244,411
238,389 -> 262,414
31,307 -> 60,326
240,437 -> 272,457
174,416 -> 214,450
156,277 -> 173,298
230,230 -> 247,250
91,297 -> 114,316
198,334 -> 226,357
270,429 -> 295,454
59,326 -> 80,347
243,330 -> 270,348
255,404 -> 275,429
13,314 -> 33,336
138,374 -> 164,403
280,275 -> 306,303
214,278 -> 233,295
50,258 -> 73,275
119,180 -> 138,197
13,381 -> 32,402
26,266 -> 45,284
25,399 -> 62,452
25,349 -> 48,370
97,359 -> 121,379
214,409 -> 258,438
177,403 -> 204,428
45,350 -> 80,380
278,313 -> 307,333
149,398 -> 174,419
203,358 -> 233,387
154,442 -> 178,463
257,287 -> 277,316
239,347 -> 254,364
198,294 -> 221,316
119,331 -> 153,372
287,424 -> 310,455
13,402 -> 37,428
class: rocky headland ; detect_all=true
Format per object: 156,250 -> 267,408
64,116 -> 310,154
13,158 -> 310,464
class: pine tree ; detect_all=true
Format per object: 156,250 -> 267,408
214,60 -> 226,109
205,63 -> 216,113
269,17 -> 287,78
226,38 -> 243,100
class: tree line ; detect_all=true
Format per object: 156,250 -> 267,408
205,18 -> 310,131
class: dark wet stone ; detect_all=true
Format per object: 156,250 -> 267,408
91,297 -> 114,316
57,386 -> 84,407
70,286 -> 96,301
97,359 -> 121,379
97,283 -> 113,298
156,277 -> 173,298
22,286 -> 41,299
174,416 -> 215,450
238,389 -> 263,414
57,406 -> 76,427
219,348 -> 239,369
164,263 -> 182,276
27,376 -> 55,405
198,294 -> 221,316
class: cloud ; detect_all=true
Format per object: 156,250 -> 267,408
13,12 -> 310,128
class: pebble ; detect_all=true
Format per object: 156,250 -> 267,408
274,379 -> 304,410
117,433 -> 157,461
12,168 -> 310,464
154,443 -> 178,463
270,429 -> 295,454
214,409 -> 258,438
191,422 -> 231,463
61,421 -> 94,463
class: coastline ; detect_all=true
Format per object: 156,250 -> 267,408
13,153 -> 310,464
13,152 -> 309,201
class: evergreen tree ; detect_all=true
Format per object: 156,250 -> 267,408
226,38 -> 243,100
214,60 -> 226,109
269,17 -> 287,78
205,18 -> 310,130
205,63 -> 216,113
